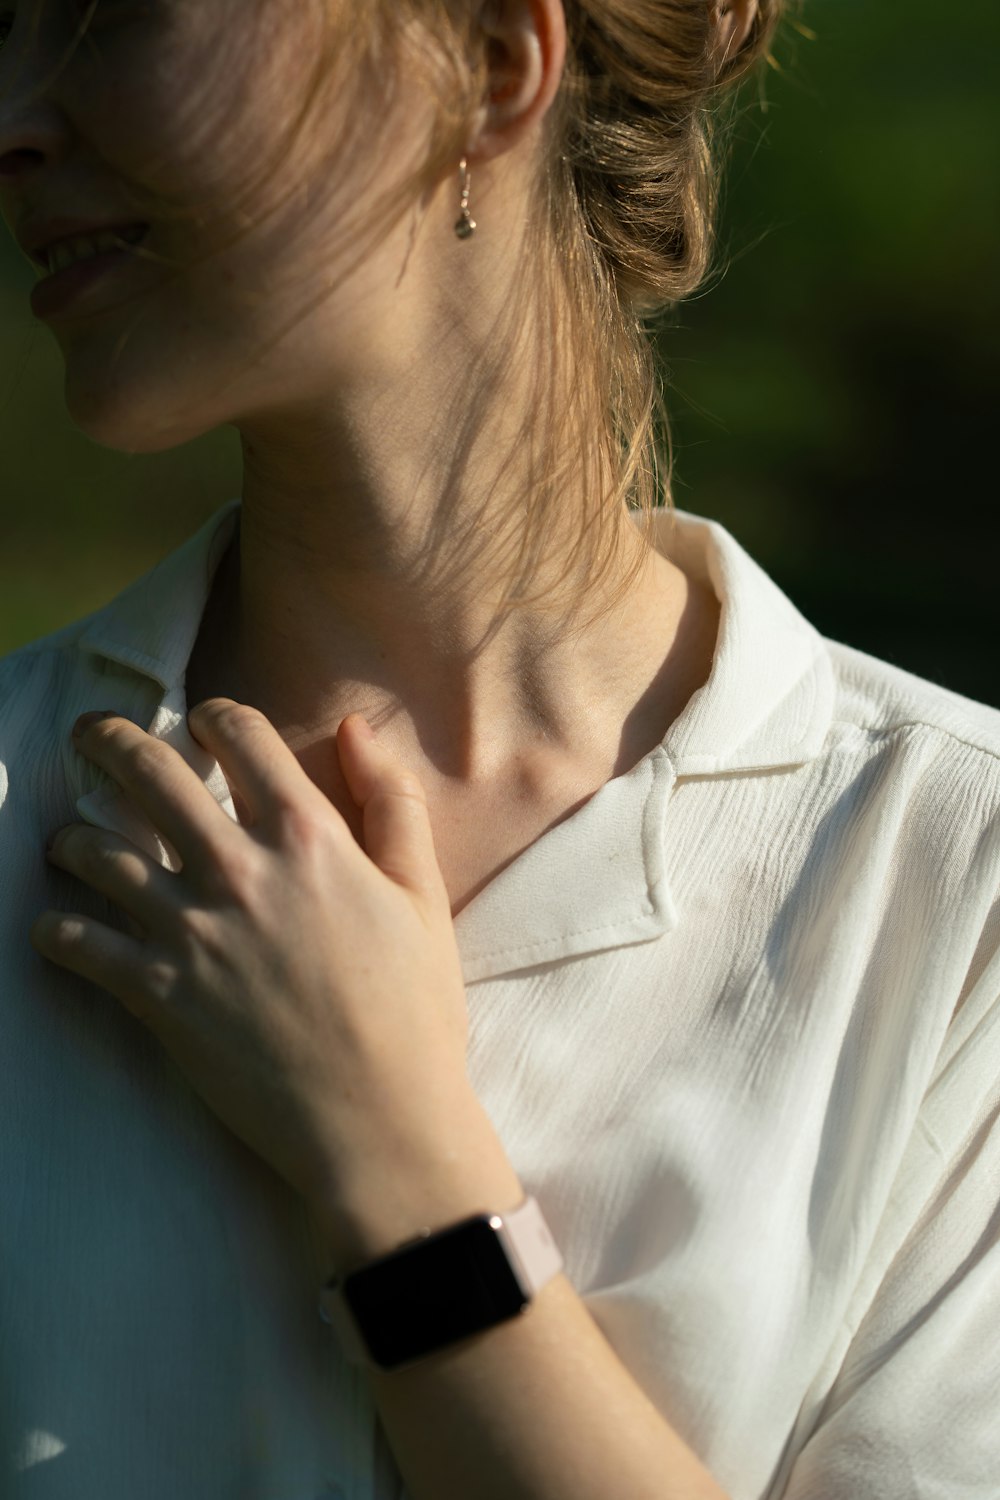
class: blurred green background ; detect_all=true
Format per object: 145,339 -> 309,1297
2,0 -> 998,707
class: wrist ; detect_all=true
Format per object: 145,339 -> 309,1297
309,1094 -> 524,1275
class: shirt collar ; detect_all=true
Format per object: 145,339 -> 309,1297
72,499 -> 834,980
656,507 -> 836,776
78,497 -> 243,695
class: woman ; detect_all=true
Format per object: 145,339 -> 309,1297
0,2 -> 997,1497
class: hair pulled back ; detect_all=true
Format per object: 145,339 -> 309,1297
556,1 -> 786,315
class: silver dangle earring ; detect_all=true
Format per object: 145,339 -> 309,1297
454,158 -> 477,240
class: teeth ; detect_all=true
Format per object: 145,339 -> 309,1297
46,225 -> 147,275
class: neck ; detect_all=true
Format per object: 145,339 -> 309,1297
186,192 -> 711,784
193,474 -> 699,786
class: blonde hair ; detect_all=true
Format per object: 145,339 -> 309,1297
349,0 -> 791,630
32,0 -> 790,631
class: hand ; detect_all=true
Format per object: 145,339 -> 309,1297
30,701 -> 476,1218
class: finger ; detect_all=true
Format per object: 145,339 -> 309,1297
73,712 -> 239,871
336,715 -> 446,904
186,699 -> 332,834
29,908 -> 155,1020
46,824 -> 182,937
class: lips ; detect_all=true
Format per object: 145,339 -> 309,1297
28,228 -> 153,320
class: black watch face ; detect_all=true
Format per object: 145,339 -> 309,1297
344,1214 -> 528,1371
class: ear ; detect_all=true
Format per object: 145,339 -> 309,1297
711,0 -> 761,71
467,0 -> 567,165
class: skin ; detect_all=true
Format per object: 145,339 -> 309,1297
0,0 -> 755,917
36,700 -> 497,1236
11,6 -> 753,1493
1,0 -> 754,1191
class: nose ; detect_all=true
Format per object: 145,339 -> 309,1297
0,29 -> 72,237
0,141 -> 49,184
0,17 -> 72,194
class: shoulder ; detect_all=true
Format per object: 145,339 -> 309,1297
825,634 -> 1000,786
0,613 -> 100,713
0,632 -> 70,734
813,639 -> 1000,949
0,614 -> 113,810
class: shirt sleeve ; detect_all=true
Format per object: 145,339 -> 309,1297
777,896 -> 1000,1499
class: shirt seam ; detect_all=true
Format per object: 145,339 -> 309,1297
828,715 -> 1000,768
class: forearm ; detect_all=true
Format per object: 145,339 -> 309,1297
310,1094 -> 729,1500
366,1268 -> 728,1500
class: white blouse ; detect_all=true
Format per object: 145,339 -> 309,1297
1,497 -> 997,1500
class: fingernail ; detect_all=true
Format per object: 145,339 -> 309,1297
353,715 -> 375,741
72,710 -> 116,739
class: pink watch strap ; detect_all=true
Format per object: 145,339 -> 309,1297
495,1194 -> 564,1294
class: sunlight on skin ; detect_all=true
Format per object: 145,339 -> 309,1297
0,0 -> 711,813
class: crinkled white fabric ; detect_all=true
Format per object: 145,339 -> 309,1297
1,498 -> 998,1500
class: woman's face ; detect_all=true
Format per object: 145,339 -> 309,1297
0,0 -> 438,452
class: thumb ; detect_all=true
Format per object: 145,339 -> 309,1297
335,715 -> 446,905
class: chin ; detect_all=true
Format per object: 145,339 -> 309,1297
62,370 -> 219,456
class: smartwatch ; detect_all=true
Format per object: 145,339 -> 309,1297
318,1194 -> 564,1372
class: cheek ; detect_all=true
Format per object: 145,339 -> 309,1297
61,9 -> 277,211
76,80 -> 243,210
